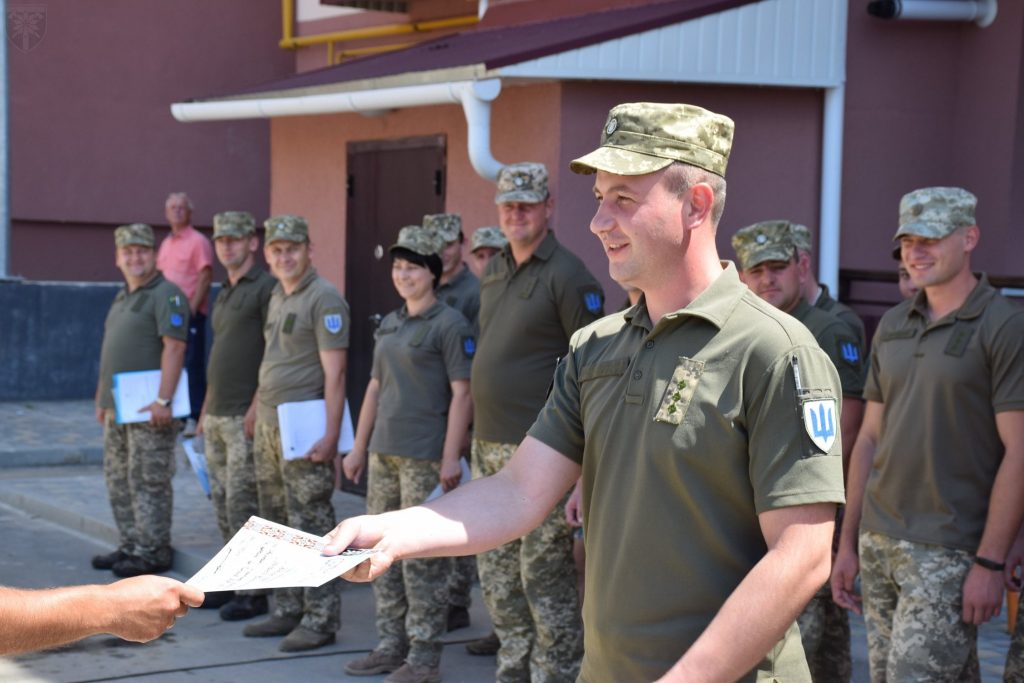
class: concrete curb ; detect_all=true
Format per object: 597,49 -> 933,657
0,447 -> 103,468
0,486 -> 211,577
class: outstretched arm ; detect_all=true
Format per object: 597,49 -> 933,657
324,436 -> 580,579
0,576 -> 205,655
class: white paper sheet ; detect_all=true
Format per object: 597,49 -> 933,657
186,516 -> 376,591
277,399 -> 355,460
181,437 -> 211,497
112,369 -> 190,424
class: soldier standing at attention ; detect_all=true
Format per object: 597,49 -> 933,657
196,211 -> 276,621
467,227 -> 507,280
423,212 -> 479,634
157,192 -> 214,431
428,213 -> 480,325
242,215 -> 350,652
832,187 -> 1024,681
791,222 -> 867,351
324,102 -> 846,682
92,223 -> 189,578
342,225 -> 474,683
467,161 -> 604,681
733,220 -> 866,682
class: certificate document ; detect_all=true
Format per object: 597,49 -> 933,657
186,516 -> 375,591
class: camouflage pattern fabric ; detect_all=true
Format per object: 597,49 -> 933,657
495,163 -> 549,204
213,211 -> 256,239
202,414 -> 265,597
102,410 -> 178,564
472,439 -> 583,683
366,452 -> 450,668
859,530 -> 979,682
390,225 -> 445,258
448,554 -> 477,609
423,213 -> 462,244
114,222 -> 155,248
1007,601 -> 1024,682
569,102 -> 734,177
731,220 -> 800,271
796,583 -> 851,682
895,187 -> 977,240
253,418 -> 340,633
471,226 -> 507,252
263,214 -> 309,244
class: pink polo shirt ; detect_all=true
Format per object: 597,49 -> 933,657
157,225 -> 214,315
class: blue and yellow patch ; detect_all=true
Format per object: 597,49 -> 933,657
462,336 -> 476,358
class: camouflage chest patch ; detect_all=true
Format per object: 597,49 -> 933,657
654,357 -> 705,425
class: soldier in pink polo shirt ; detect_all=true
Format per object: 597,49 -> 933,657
157,192 -> 214,428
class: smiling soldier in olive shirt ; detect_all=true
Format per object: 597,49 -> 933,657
325,103 -> 845,683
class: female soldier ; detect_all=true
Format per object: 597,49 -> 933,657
342,225 -> 474,683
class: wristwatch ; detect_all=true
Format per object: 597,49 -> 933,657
155,397 -> 171,407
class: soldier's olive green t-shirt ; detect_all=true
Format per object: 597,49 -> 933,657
862,275 -> 1024,551
792,299 -> 866,397
815,284 -> 867,351
206,266 -> 277,417
528,263 -> 845,683
97,273 -> 189,410
472,231 -> 604,443
368,301 -> 474,460
437,266 -> 480,326
257,268 -> 350,425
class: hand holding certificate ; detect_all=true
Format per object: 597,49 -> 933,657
186,516 -> 375,591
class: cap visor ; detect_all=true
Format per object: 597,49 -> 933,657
569,146 -> 674,176
494,190 -> 546,204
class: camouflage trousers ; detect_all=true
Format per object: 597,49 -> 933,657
447,453 -> 477,610
1007,597 -> 1024,683
253,418 -> 340,633
796,582 -> 851,682
472,439 -> 583,683
102,411 -> 178,564
367,452 -> 451,668
859,530 -> 980,682
448,555 -> 477,609
203,414 -> 264,598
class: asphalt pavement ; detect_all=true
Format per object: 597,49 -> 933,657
0,399 -> 1015,681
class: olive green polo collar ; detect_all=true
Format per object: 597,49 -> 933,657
624,261 -> 745,333
908,273 -> 994,323
275,266 -> 319,297
121,271 -> 165,298
441,265 -> 472,290
499,230 -> 558,269
222,263 -> 263,289
790,298 -> 813,321
398,299 -> 445,321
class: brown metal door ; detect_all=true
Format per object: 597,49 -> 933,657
345,135 -> 447,464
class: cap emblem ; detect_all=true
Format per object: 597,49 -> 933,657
605,117 -> 618,135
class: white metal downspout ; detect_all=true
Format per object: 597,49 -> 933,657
818,84 -> 845,296
459,80 -> 503,180
170,79 -> 505,182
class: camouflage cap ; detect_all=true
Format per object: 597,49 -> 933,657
570,102 -> 734,177
423,213 -> 462,243
495,162 -> 549,204
731,220 -> 800,271
789,222 -> 813,254
895,187 -> 977,240
471,226 -> 507,252
390,225 -> 445,257
114,223 -> 155,249
264,214 -> 309,244
213,211 -> 256,239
